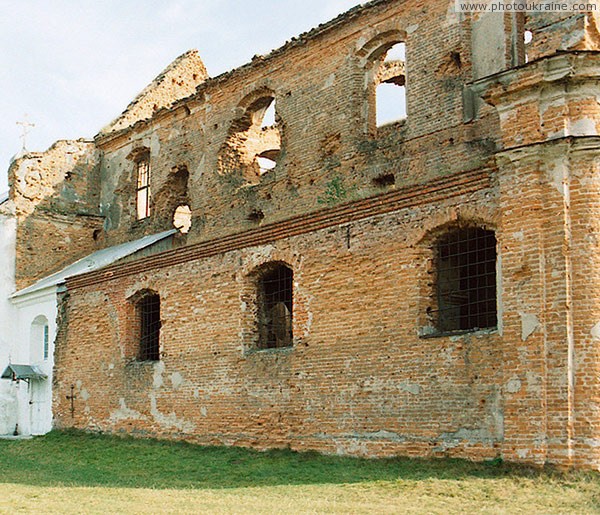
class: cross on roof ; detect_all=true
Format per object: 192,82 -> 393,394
16,115 -> 35,153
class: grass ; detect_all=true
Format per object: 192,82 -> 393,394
0,430 -> 598,514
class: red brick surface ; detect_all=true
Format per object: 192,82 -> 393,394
31,1 -> 600,469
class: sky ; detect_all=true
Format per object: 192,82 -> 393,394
0,0 -> 365,194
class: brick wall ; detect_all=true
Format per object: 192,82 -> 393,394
45,0 -> 600,469
8,140 -> 103,289
55,180 -> 506,460
95,0 -> 492,246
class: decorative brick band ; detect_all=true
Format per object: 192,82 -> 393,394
67,169 -> 492,290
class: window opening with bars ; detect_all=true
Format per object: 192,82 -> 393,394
258,265 -> 293,349
138,294 -> 161,361
434,227 -> 497,333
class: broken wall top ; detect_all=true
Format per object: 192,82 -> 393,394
99,49 -> 209,136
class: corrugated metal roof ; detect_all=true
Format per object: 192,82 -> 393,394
13,229 -> 177,298
1,364 -> 47,381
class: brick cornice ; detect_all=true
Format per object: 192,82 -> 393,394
67,169 -> 492,290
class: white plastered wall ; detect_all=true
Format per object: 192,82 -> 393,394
0,213 -> 17,435
10,286 -> 58,435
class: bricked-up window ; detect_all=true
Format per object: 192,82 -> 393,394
257,264 -> 293,349
434,227 -> 497,333
138,293 -> 161,361
136,157 -> 151,220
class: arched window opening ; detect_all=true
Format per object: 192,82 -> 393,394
375,42 -> 406,127
30,315 -> 49,363
136,155 -> 151,220
251,97 -> 281,176
137,293 -> 161,361
384,42 -> 405,62
257,264 -> 293,349
257,151 -> 278,174
433,227 -> 497,333
219,94 -> 282,182
261,99 -> 276,128
524,30 -> 533,63
154,165 -> 190,229
173,204 -> 192,234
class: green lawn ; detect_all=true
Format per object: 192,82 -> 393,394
0,430 -> 598,514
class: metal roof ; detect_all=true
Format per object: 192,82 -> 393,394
1,364 -> 47,381
13,229 -> 177,298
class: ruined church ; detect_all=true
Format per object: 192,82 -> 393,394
2,0 -> 600,470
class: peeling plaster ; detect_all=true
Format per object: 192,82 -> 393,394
547,163 -> 566,195
355,36 -> 368,51
153,361 -> 165,389
109,398 -> 145,423
525,371 -> 543,396
506,377 -> 522,394
323,74 -> 336,89
581,437 -> 600,449
398,382 -> 421,395
570,118 -> 596,136
548,128 -> 567,139
516,448 -> 529,459
149,393 -> 195,432
561,27 -> 586,49
445,4 -> 461,26
170,372 -> 184,389
363,429 -> 405,441
335,439 -> 368,456
150,133 -> 161,157
592,321 -> 600,340
520,312 -> 540,341
435,427 -> 496,451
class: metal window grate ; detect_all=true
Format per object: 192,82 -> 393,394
136,158 -> 151,219
139,294 -> 161,361
258,265 -> 293,349
434,227 -> 497,333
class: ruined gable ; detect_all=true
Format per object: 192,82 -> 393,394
100,49 -> 208,135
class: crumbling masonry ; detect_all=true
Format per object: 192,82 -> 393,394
6,0 -> 600,469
